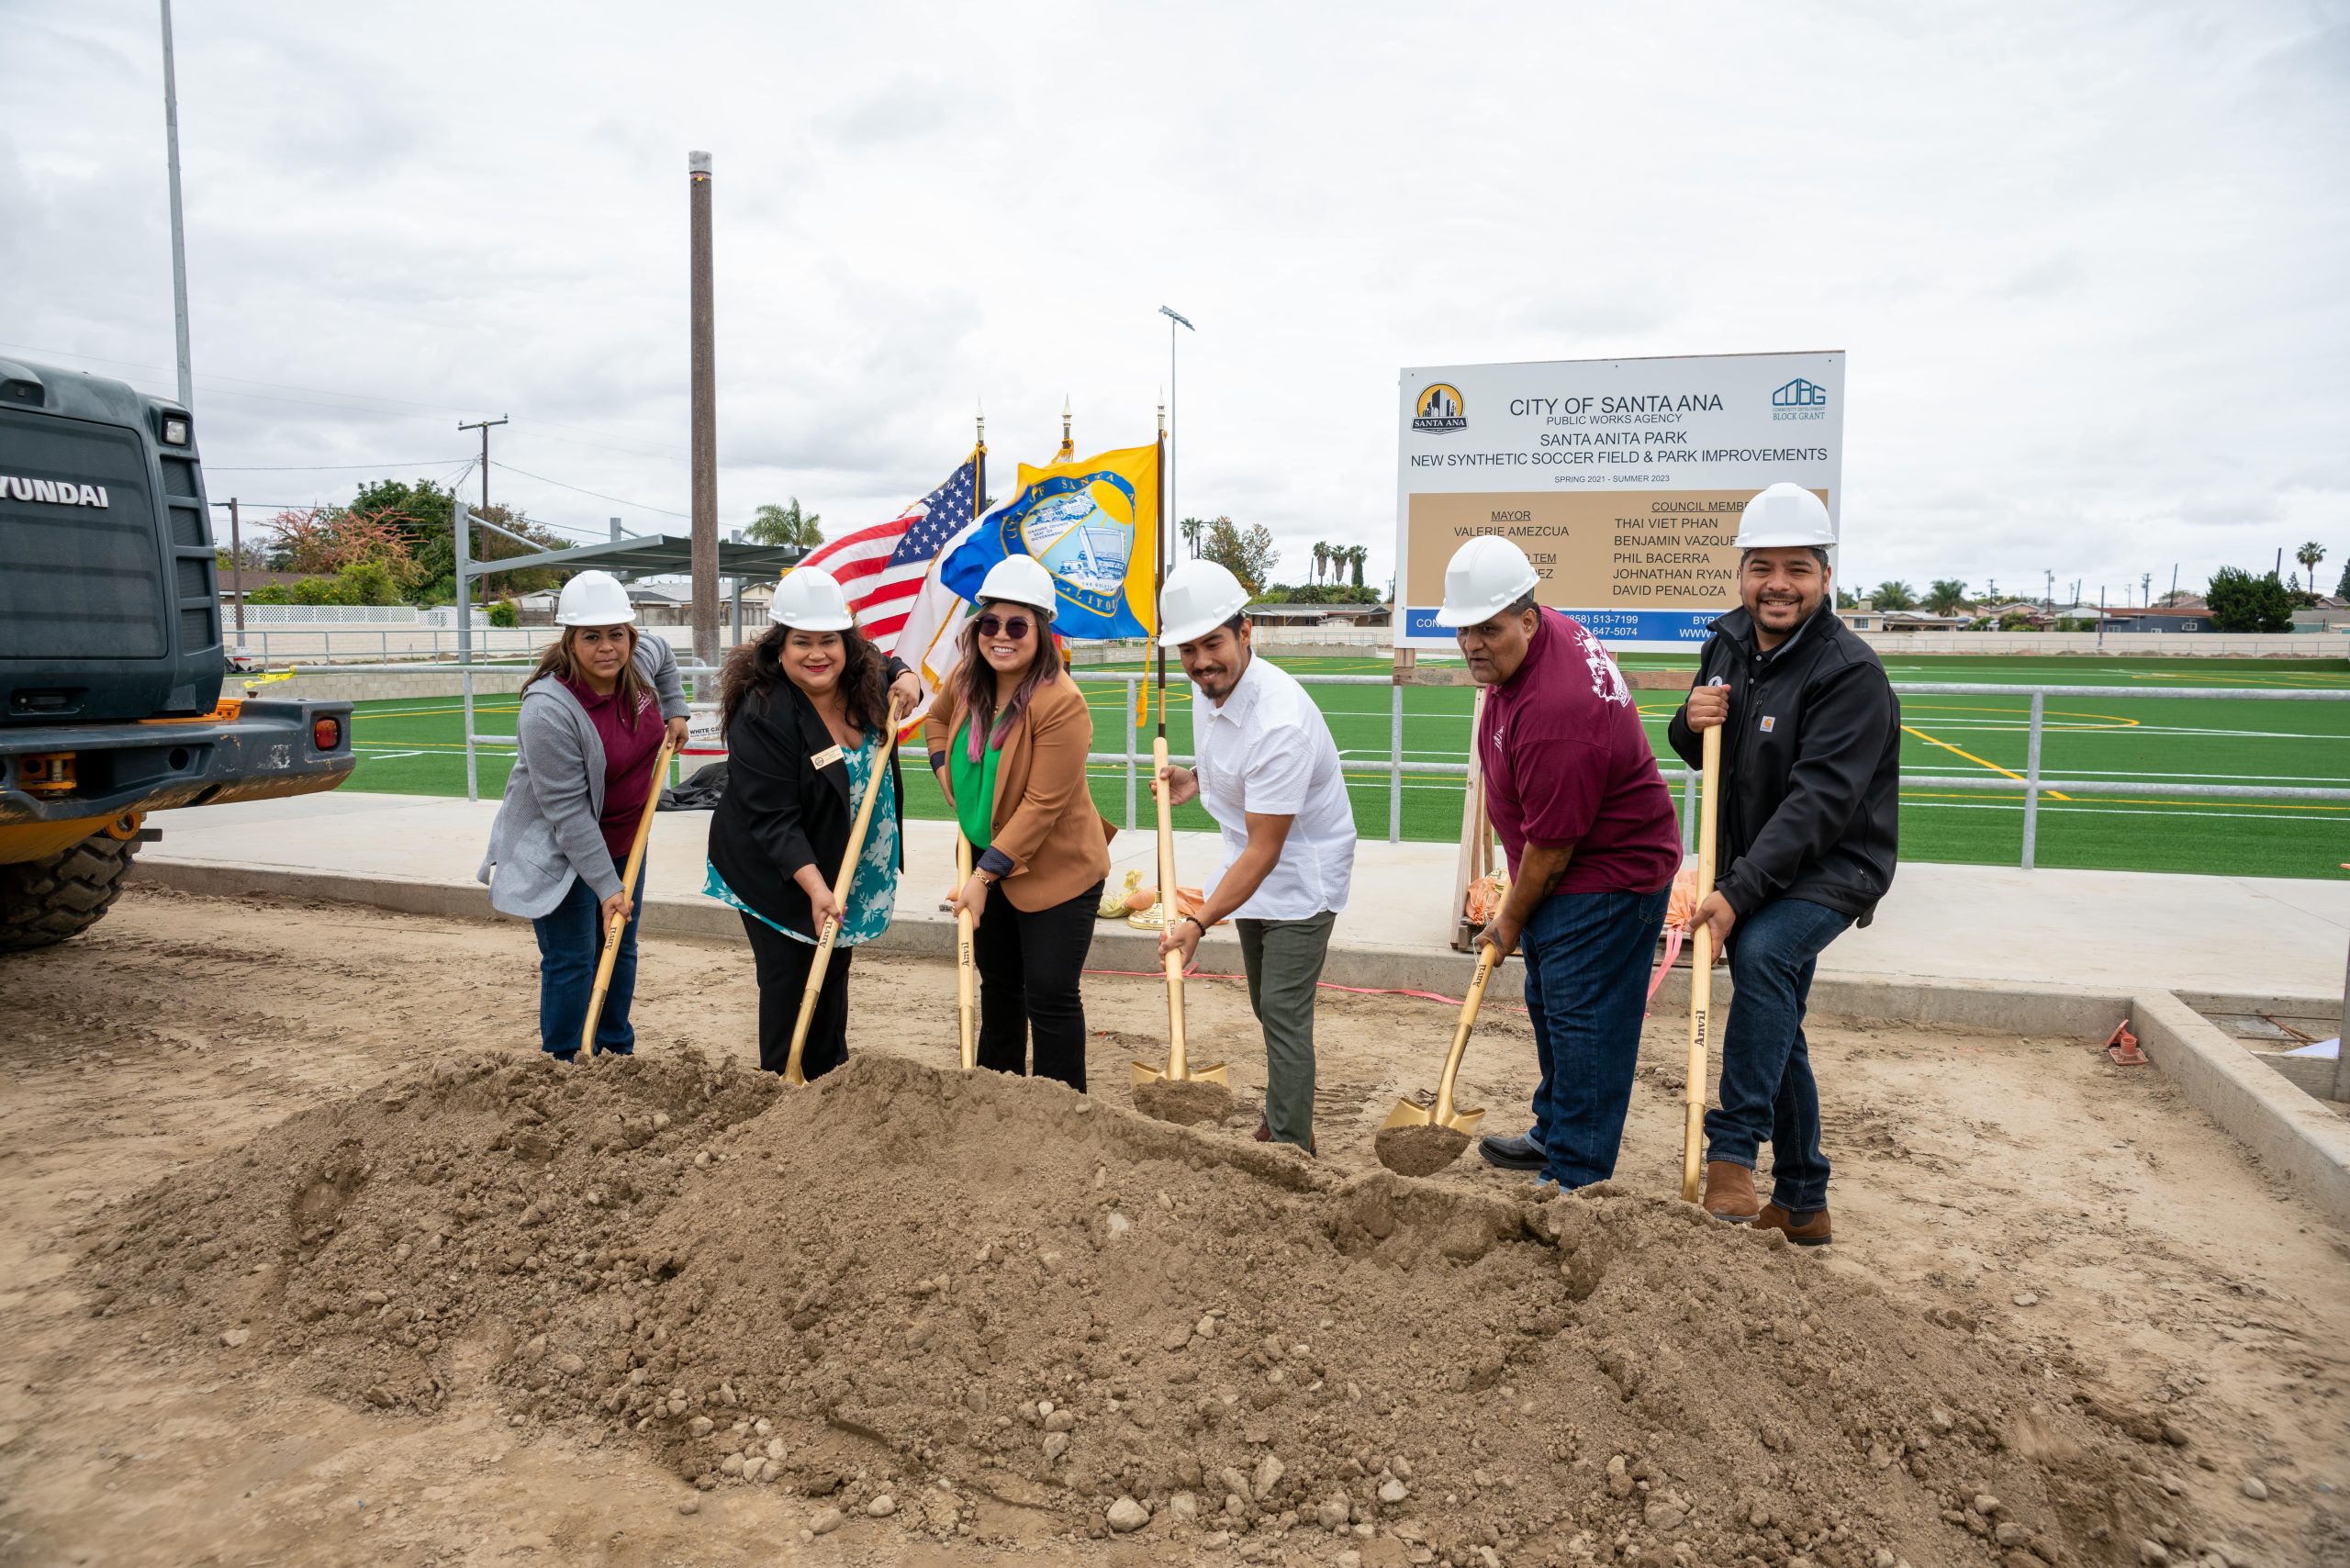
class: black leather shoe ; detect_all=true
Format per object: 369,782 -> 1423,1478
1478,1131 -> 1546,1170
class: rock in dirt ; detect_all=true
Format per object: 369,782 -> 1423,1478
1372,1122 -> 1472,1178
1105,1495 -> 1149,1532
866,1493 -> 897,1518
1131,1075 -> 1235,1126
89,1048 -> 2226,1562
2240,1475 -> 2267,1500
218,1327 -> 249,1349
809,1506 -> 844,1535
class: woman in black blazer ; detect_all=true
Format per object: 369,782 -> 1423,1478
706,569 -> 922,1078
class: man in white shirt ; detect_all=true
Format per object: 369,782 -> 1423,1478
1155,561 -> 1358,1152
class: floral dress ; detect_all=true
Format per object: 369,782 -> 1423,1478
702,726 -> 898,946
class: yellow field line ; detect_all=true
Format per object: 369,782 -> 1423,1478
1900,723 -> 2071,801
1898,789 -> 2346,814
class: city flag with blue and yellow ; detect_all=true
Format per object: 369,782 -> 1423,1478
939,442 -> 1158,640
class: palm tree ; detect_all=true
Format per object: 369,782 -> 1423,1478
1311,542 -> 1328,587
1180,516 -> 1205,558
2296,542 -> 2326,600
1872,580 -> 1918,611
1348,543 -> 1369,589
1925,578 -> 1970,616
747,498 -> 822,550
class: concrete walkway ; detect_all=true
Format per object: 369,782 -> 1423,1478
138,790 -> 2350,1002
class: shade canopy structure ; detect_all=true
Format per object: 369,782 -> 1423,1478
458,532 -> 806,583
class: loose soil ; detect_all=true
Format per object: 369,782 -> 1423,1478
1373,1123 -> 1473,1179
3,885 -> 2345,1568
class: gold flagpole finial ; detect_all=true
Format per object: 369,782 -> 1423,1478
976,395 -> 986,454
1058,395 -> 1074,462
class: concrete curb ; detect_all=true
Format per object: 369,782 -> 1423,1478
129,854 -> 2350,1231
2131,990 -> 2350,1231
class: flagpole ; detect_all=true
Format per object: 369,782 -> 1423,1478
1155,402 -> 1169,744
974,398 -> 987,516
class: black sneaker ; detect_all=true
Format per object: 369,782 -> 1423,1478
1478,1131 -> 1546,1170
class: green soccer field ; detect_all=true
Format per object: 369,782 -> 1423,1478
339,652 -> 2350,882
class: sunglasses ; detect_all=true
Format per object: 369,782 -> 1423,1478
977,613 -> 1033,640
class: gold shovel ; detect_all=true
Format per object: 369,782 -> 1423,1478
1680,715 -> 1723,1203
1383,940 -> 1494,1137
1130,734 -> 1229,1092
782,715 -> 918,1086
580,737 -> 676,1055
954,831 -> 978,1070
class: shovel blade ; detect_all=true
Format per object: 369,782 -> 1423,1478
1131,1060 -> 1232,1090
1381,1095 -> 1484,1136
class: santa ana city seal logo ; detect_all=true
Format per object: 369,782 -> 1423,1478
1412,383 -> 1467,432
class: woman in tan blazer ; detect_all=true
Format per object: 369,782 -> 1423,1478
923,559 -> 1112,1089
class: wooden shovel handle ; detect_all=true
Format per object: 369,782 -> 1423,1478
580,736 -> 676,1055
783,715 -> 919,1085
955,833 -> 978,1070
1153,735 -> 1190,1078
1681,720 -> 1722,1203
1431,941 -> 1497,1126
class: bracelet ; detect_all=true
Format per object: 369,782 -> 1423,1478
1181,913 -> 1206,935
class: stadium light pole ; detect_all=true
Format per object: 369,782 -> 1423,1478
1159,306 -> 1195,556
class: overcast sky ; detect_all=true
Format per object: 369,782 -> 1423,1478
4,1 -> 2344,603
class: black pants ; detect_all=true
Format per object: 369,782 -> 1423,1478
741,913 -> 852,1081
971,880 -> 1102,1092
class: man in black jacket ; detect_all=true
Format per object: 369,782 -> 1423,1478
1667,484 -> 1899,1246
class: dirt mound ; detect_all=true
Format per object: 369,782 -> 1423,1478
91,1049 -> 2215,1565
1374,1122 -> 1474,1177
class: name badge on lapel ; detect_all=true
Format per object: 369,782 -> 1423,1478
811,744 -> 845,769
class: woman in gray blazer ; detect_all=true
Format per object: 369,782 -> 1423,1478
477,572 -> 689,1062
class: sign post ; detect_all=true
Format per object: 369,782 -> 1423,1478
1395,353 -> 1845,654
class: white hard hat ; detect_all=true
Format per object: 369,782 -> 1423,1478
976,555 -> 1057,618
1157,559 -> 1251,646
1433,536 -> 1541,628
1733,483 -> 1836,550
555,569 -> 637,626
769,566 -> 856,631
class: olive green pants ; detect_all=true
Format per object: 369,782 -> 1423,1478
1236,911 -> 1337,1148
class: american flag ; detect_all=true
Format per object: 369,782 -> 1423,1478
795,457 -> 979,653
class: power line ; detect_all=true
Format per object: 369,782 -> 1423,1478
206,458 -> 473,472
491,460 -> 688,519
0,342 -> 690,458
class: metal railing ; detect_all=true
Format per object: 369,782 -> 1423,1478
415,666 -> 2347,869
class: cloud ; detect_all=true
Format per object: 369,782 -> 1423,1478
2,0 -> 2343,600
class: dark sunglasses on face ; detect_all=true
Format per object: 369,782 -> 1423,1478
978,613 -> 1032,640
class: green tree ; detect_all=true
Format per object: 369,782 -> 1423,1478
1925,578 -> 1970,616
2204,566 -> 2294,633
1871,580 -> 1918,611
247,583 -> 293,606
1348,544 -> 1368,588
2295,542 -> 2326,602
339,478 -> 572,604
2337,557 -> 2350,599
747,498 -> 822,550
1179,516 -> 1206,558
1200,515 -> 1279,597
1835,586 -> 1859,609
487,599 -> 520,628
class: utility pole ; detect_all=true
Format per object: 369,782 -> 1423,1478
457,416 -> 507,513
2169,563 -> 2178,605
160,0 -> 194,411
2142,571 -> 2152,609
688,151 -> 720,666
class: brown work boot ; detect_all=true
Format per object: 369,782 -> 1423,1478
1700,1161 -> 1760,1224
1755,1202 -> 1832,1247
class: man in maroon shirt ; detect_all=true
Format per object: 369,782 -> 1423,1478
1439,537 -> 1683,1192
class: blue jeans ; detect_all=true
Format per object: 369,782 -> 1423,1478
531,862 -> 647,1058
1704,896 -> 1852,1213
1521,885 -> 1672,1189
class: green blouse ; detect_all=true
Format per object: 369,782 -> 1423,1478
948,718 -> 999,851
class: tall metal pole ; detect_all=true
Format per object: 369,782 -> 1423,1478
688,151 -> 721,666
160,0 -> 194,410
455,502 -> 478,802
